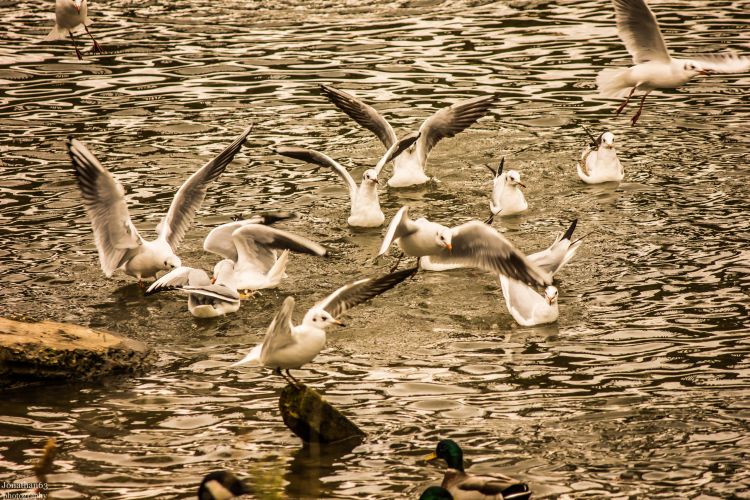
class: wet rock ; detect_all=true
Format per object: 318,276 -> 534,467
279,383 -> 365,444
0,317 -> 154,386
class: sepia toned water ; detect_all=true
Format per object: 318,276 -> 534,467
1,0 -> 749,497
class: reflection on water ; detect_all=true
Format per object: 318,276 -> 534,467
2,0 -> 750,497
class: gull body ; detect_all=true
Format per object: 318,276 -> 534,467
485,158 -> 527,224
377,206 -> 551,287
577,131 -> 624,184
499,220 -> 581,326
67,126 -> 252,284
276,132 -> 419,227
47,0 -> 103,60
146,262 -> 240,318
597,0 -> 750,125
321,85 -> 494,188
425,440 -> 532,500
203,219 -> 326,293
232,267 -> 417,383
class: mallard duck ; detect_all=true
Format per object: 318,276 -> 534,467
197,471 -> 252,499
424,439 -> 531,500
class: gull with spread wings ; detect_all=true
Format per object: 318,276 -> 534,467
597,0 -> 750,125
67,126 -> 252,286
320,84 -> 495,187
275,131 -> 420,227
232,267 -> 417,385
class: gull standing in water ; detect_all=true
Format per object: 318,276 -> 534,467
577,129 -> 624,184
320,85 -> 495,188
499,220 -> 583,326
485,158 -> 528,224
203,220 -> 327,297
232,267 -> 418,384
145,262 -> 240,318
377,206 -> 551,286
597,0 -> 750,125
275,131 -> 420,227
47,0 -> 103,60
68,126 -> 252,286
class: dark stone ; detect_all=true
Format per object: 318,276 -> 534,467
0,317 -> 154,386
279,383 -> 365,444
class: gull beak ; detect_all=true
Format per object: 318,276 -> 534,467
332,319 -> 345,327
423,452 -> 438,462
698,69 -> 712,76
445,242 -> 453,252
517,182 -> 526,189
370,178 -> 379,185
210,277 -> 216,284
546,296 -> 553,305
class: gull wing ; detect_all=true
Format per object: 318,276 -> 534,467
316,266 -> 418,319
158,125 -> 252,249
687,53 -> 750,73
612,0 -> 670,64
145,266 -> 202,295
528,219 -> 579,275
260,296 -> 297,363
416,95 -> 495,166
67,137 -> 142,277
320,84 -> 398,148
178,284 -> 240,302
431,221 -> 552,286
373,131 -> 421,177
203,213 -> 296,262
276,146 -> 357,202
377,206 -> 419,257
232,225 -> 327,268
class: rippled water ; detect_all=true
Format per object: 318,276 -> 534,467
2,0 -> 750,497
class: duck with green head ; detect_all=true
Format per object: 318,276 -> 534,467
424,439 -> 532,500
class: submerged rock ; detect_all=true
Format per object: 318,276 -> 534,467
279,383 -> 365,444
0,317 -> 154,386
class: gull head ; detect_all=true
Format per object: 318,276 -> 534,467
163,255 -> 181,270
545,286 -> 558,305
72,0 -> 83,12
436,228 -> 453,251
683,61 -> 712,77
303,308 -> 344,329
600,131 -> 615,149
362,168 -> 379,185
506,170 -> 526,188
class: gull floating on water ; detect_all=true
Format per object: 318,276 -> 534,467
145,262 -> 240,318
499,219 -> 582,326
485,158 -> 528,224
198,471 -> 252,500
424,439 -> 532,500
67,126 -> 252,285
47,0 -> 103,60
203,218 -> 327,297
275,131 -> 420,227
321,84 -> 495,188
377,206 -> 551,286
577,129 -> 624,184
231,267 -> 417,384
597,0 -> 750,125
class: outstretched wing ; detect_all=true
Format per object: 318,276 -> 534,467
431,221 -> 552,286
158,125 -> 252,249
276,146 -> 357,202
377,206 -> 419,257
320,84 -> 398,148
232,225 -> 327,268
316,267 -> 418,319
203,213 -> 298,262
67,137 -> 142,277
260,296 -> 297,363
145,266 -> 201,295
373,131 -> 421,177
612,0 -> 670,64
416,95 -> 495,166
178,284 -> 240,302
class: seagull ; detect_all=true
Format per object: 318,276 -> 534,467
499,220 -> 582,326
485,158 -> 528,224
597,0 -> 750,125
231,267 -> 417,385
275,131 -> 420,227
376,206 -> 551,286
46,0 -> 103,60
424,439 -> 532,500
198,471 -> 252,500
577,129 -> 624,184
320,84 -> 495,188
203,220 -> 327,296
145,262 -> 240,318
67,126 -> 252,286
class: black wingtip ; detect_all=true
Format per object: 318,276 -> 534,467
498,157 -> 505,176
259,211 -> 297,225
562,219 -> 577,241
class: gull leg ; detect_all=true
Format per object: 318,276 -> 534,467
275,367 -> 292,384
485,212 -> 496,225
285,369 -> 303,389
389,252 -> 404,273
68,30 -> 83,60
239,289 -> 261,300
83,25 -> 104,54
615,87 -> 636,115
631,91 -> 651,126
137,279 -> 145,289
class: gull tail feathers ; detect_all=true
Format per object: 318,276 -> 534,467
596,68 -> 632,98
264,249 -> 290,288
231,344 -> 262,367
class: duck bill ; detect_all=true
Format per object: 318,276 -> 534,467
423,452 -> 438,462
